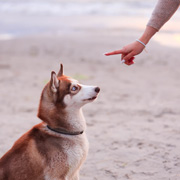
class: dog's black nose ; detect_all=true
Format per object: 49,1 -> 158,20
95,87 -> 100,93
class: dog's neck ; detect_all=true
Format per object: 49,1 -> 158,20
64,108 -> 86,132
40,107 -> 86,135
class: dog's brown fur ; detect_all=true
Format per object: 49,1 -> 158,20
0,64 -> 99,180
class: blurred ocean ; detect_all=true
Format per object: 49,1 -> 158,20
0,0 -> 156,16
0,0 -> 167,38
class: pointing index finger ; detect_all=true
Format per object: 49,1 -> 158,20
104,50 -> 123,56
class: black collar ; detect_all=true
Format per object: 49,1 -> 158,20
47,125 -> 84,136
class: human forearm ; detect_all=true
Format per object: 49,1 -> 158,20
139,26 -> 158,45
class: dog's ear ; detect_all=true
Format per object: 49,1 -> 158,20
50,71 -> 59,93
57,64 -> 63,77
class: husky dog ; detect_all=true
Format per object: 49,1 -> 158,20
0,64 -> 100,180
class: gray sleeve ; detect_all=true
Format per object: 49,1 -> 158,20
147,0 -> 180,31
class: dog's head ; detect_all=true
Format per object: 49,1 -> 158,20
38,64 -> 100,124
50,64 -> 100,108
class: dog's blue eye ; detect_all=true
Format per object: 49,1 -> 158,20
72,86 -> 78,91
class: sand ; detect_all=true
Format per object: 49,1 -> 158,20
0,15 -> 180,180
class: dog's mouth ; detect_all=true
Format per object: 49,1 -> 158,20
83,96 -> 97,101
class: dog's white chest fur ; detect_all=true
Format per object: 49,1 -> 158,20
66,134 -> 89,178
44,133 -> 89,180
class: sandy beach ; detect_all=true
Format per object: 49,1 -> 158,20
1,1 -> 180,179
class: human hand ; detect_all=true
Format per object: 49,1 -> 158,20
104,41 -> 145,65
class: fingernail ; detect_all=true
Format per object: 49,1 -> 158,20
121,59 -> 125,63
104,52 -> 109,56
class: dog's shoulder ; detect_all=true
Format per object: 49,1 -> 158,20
0,123 -> 46,179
